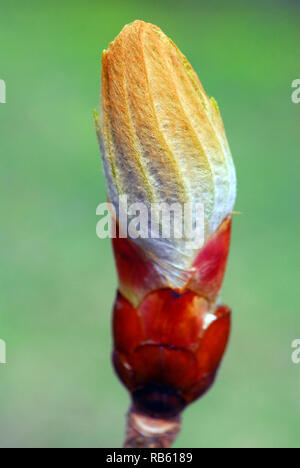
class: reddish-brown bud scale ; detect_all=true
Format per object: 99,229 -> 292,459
112,217 -> 232,418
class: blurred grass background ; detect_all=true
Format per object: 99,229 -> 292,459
0,0 -> 299,448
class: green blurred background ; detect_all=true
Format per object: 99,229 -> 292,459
0,0 -> 299,448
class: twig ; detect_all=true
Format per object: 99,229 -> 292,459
124,406 -> 181,448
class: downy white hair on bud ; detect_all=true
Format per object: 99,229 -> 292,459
95,20 -> 236,289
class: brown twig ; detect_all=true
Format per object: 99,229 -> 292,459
124,406 -> 181,448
